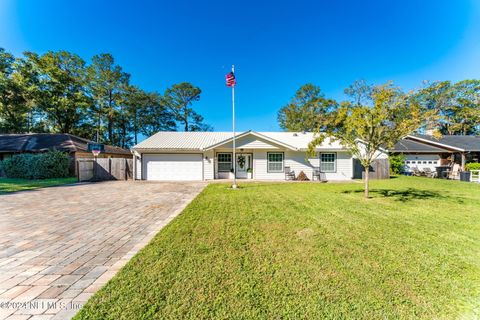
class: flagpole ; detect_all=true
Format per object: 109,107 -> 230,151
232,64 -> 237,188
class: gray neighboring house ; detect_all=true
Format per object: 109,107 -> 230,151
392,134 -> 480,172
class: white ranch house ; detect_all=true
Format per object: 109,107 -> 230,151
131,131 -> 387,181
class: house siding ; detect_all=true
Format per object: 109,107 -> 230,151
136,156 -> 142,180
216,135 -> 281,149
203,150 -> 214,180
325,152 -> 353,180
285,150 -> 317,180
253,150 -> 285,180
250,150 -> 353,180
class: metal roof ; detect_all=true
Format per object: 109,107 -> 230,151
408,134 -> 480,152
133,132 -> 233,150
132,131 -> 346,151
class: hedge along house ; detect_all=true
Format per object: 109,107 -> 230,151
392,134 -> 480,172
0,133 -> 131,175
131,131 -> 389,181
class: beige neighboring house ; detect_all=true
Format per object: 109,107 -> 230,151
131,130 -> 389,181
0,133 -> 131,175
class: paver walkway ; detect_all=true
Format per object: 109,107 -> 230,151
0,181 -> 205,320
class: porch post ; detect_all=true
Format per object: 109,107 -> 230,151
132,153 -> 136,181
461,152 -> 466,171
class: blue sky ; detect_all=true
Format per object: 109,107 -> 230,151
1,0 -> 480,132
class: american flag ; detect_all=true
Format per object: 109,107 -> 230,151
225,71 -> 236,87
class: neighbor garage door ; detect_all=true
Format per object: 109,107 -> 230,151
143,154 -> 203,181
404,154 -> 441,172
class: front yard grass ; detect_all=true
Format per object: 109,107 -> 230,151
0,177 -> 77,194
75,177 -> 480,319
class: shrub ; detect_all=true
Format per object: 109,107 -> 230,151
0,154 -> 34,179
389,154 -> 406,174
465,162 -> 480,171
0,151 -> 70,179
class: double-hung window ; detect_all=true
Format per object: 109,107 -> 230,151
320,153 -> 336,172
217,153 -> 232,172
267,152 -> 284,172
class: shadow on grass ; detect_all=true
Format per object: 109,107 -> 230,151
342,188 -> 445,202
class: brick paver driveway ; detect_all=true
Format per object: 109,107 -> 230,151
0,181 -> 205,320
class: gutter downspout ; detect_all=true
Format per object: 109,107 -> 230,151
131,150 -> 136,181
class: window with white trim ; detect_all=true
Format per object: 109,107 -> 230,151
217,153 -> 232,172
267,152 -> 284,172
320,153 -> 336,172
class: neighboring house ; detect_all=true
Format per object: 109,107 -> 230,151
0,133 -> 131,174
131,131 -> 388,181
392,134 -> 480,172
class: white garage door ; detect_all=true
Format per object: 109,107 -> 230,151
144,154 -> 203,181
404,155 -> 441,172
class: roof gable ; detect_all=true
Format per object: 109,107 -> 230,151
205,131 -> 297,150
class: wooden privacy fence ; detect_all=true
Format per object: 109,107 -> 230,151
77,158 -> 133,182
353,158 -> 390,180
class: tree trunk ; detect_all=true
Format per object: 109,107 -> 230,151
121,121 -> 127,148
108,118 -> 113,144
183,106 -> 189,132
134,108 -> 138,145
97,111 -> 101,143
364,165 -> 370,199
108,91 -> 114,144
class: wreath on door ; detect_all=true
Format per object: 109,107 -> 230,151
237,155 -> 246,169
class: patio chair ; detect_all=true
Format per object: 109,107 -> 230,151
285,166 -> 296,180
448,164 -> 460,180
319,172 -> 327,182
312,168 -> 328,182
411,167 -> 422,177
423,168 -> 436,178
471,170 -> 480,183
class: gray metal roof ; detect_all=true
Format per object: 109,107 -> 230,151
408,134 -> 480,152
392,139 -> 450,153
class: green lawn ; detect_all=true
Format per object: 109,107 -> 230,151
75,177 -> 480,319
0,177 -> 77,194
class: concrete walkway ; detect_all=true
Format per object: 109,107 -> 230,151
0,181 -> 205,320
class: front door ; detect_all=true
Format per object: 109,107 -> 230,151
236,154 -> 252,179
